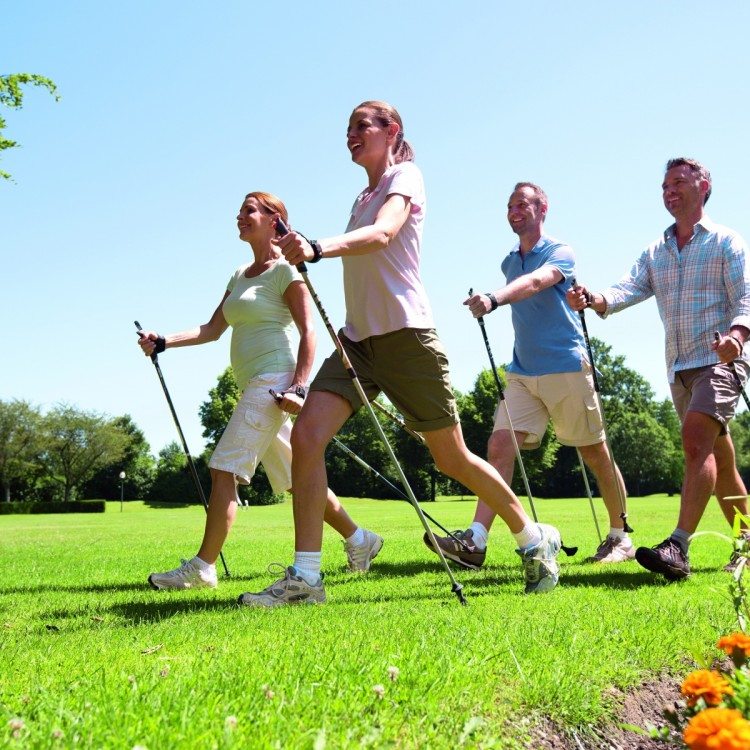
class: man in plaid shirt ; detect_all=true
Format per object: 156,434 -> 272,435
567,157 -> 750,580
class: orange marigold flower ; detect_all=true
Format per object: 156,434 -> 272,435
683,708 -> 750,750
717,633 -> 750,657
681,670 -> 734,708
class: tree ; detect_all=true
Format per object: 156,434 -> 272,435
1,74 -> 60,180
0,399 -> 44,502
198,367 -> 284,505
199,367 -> 240,449
609,411 -> 677,496
39,405 -> 130,501
147,441 -> 202,505
82,415 -> 156,500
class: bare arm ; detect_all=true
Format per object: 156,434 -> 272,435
137,291 -> 230,357
274,280 -> 316,415
464,265 -> 564,317
277,193 -> 412,266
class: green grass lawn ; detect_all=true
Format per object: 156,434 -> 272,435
0,495 -> 739,749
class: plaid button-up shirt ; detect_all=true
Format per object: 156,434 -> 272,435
601,216 -> 750,383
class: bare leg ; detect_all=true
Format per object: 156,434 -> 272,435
577,441 -> 627,529
713,432 -> 749,530
196,468 -> 238,565
423,423 -> 529,533
472,429 -> 527,531
323,488 -> 358,538
676,411 -> 722,535
290,391 -> 353,551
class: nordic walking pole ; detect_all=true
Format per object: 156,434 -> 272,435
570,279 -> 633,533
276,220 -> 466,605
576,449 -> 603,543
270,388 -> 464,541
468,290 -> 578,556
469,289 -> 538,522
372,399 -> 426,444
134,321 -> 231,577
366,400 -> 474,552
330,435 -> 472,547
714,332 -> 750,411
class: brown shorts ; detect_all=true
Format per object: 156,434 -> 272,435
670,361 -> 749,434
311,328 -> 459,432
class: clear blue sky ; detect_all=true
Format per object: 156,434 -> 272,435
3,1 -> 750,459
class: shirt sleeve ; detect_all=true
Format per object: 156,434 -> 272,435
275,261 -> 302,296
544,243 -> 576,284
725,233 -> 750,332
226,266 -> 243,293
600,247 -> 655,318
386,162 -> 424,204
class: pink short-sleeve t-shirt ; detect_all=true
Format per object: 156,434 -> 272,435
341,162 -> 434,341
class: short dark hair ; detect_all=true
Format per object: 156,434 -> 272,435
512,182 -> 548,211
665,158 -> 712,205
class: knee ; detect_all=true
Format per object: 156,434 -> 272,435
290,414 -> 327,457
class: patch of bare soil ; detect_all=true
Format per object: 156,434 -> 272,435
526,676 -> 683,749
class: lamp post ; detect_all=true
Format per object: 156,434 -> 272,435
119,471 -> 126,512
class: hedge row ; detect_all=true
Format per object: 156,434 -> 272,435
0,500 -> 106,515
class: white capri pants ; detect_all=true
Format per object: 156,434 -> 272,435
208,371 -> 294,493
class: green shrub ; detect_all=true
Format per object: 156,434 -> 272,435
0,499 -> 106,515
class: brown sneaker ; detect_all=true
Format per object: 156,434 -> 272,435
635,538 -> 690,580
423,529 -> 486,570
723,532 -> 750,574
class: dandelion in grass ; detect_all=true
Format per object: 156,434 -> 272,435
681,670 -> 734,707
372,684 -> 385,700
683,708 -> 750,750
388,666 -> 399,682
225,716 -> 237,730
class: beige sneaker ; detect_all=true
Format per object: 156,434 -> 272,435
237,564 -> 325,608
148,559 -> 218,590
517,524 -> 561,594
586,536 -> 636,564
344,528 -> 383,573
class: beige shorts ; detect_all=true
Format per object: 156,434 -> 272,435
208,371 -> 294,493
311,328 -> 459,432
670,361 -> 749,435
493,363 -> 605,449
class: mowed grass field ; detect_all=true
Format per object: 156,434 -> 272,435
0,495 -> 739,749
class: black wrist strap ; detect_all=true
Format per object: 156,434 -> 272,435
730,334 -> 744,352
154,336 -> 166,354
485,292 -> 499,311
310,240 -> 323,263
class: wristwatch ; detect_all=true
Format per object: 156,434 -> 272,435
292,385 -> 306,400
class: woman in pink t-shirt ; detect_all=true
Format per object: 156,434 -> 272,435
239,102 -> 562,607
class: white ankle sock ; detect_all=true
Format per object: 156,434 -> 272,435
513,523 -> 541,550
670,529 -> 691,553
192,556 -> 214,571
469,522 -> 489,550
293,552 -> 322,584
345,527 -> 365,547
608,527 -> 628,541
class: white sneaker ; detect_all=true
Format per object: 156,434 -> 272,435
344,528 -> 384,572
517,524 -> 561,594
586,535 -> 636,564
238,564 -> 326,608
148,559 -> 218,590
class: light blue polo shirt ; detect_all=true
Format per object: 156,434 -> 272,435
502,236 -> 586,376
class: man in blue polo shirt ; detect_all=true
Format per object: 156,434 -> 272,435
424,182 -> 633,568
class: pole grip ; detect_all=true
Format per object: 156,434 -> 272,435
275,217 -> 308,273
